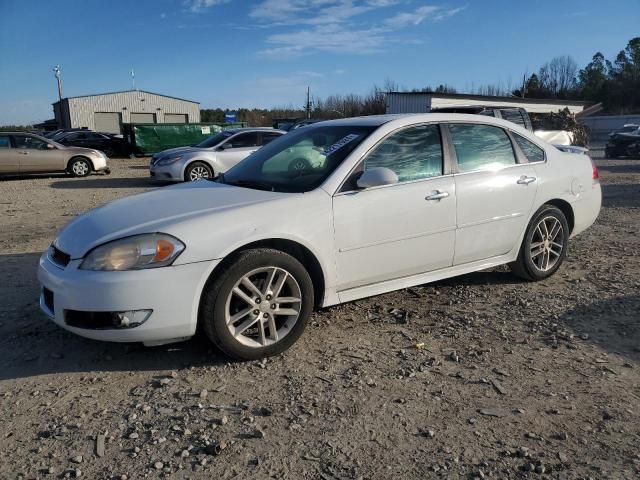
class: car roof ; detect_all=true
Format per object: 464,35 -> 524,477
306,113 -> 530,131
225,127 -> 286,134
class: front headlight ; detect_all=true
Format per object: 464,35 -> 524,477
156,156 -> 182,166
79,233 -> 185,271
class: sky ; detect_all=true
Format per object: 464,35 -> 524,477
0,0 -> 638,125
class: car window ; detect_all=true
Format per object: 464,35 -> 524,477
0,135 -> 11,148
13,136 -> 49,150
260,132 -> 282,146
513,134 -> 545,162
499,109 -> 526,128
449,124 -> 516,173
222,125 -> 376,193
363,125 -> 443,182
226,132 -> 259,148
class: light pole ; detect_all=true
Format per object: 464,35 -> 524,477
53,65 -> 63,101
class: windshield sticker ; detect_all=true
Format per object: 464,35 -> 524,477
322,134 -> 359,156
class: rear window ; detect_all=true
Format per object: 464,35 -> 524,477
499,109 -> 526,128
513,134 -> 545,162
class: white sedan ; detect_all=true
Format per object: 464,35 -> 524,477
38,114 -> 601,360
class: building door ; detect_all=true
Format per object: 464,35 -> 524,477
94,112 -> 122,134
165,114 -> 187,123
130,113 -> 156,124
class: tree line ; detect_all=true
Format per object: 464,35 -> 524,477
201,36 -> 639,127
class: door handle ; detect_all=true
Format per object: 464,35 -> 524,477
517,175 -> 536,185
425,190 -> 449,201
19,151 -> 29,155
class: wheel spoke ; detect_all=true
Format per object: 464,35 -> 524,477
272,271 -> 288,298
274,296 -> 301,304
232,287 -> 255,307
267,315 -> 278,341
530,241 -> 544,249
228,306 -> 253,325
241,276 -> 262,298
542,219 -> 550,236
258,319 -> 266,345
531,246 -> 545,258
549,221 -> 562,240
263,268 -> 277,295
234,316 -> 259,336
274,308 -> 298,316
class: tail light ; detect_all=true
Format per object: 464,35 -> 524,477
590,157 -> 599,183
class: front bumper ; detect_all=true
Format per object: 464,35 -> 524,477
149,159 -> 184,182
38,252 -> 219,344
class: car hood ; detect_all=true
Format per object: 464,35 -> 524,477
55,181 -> 285,259
154,146 -> 206,158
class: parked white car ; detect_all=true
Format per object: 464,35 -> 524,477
149,127 -> 285,182
38,114 -> 601,360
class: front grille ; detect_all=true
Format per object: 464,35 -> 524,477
49,245 -> 71,268
43,288 -> 54,313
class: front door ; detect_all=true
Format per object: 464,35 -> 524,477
447,123 -> 538,265
13,135 -> 64,172
217,132 -> 260,172
333,124 -> 456,291
0,134 -> 19,173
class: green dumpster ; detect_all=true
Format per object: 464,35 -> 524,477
123,122 -> 247,156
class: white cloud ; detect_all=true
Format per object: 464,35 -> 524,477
187,0 -> 231,12
253,2 -> 464,58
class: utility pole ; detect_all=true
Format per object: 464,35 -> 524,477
53,65 -> 62,101
305,86 -> 312,119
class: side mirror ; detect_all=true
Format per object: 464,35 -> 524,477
356,167 -> 398,189
219,143 -> 232,150
46,143 -> 55,150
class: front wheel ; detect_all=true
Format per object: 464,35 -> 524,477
511,205 -> 569,281
185,161 -> 213,182
68,157 -> 92,177
200,249 -> 314,360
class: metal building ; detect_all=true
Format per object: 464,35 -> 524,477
386,92 -> 587,115
52,90 -> 200,134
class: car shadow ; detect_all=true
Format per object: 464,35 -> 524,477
49,177 -> 165,189
0,252 -> 225,381
0,172 -> 69,181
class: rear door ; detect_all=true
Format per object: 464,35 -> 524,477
0,134 -> 19,172
447,123 -> 538,265
217,132 -> 260,171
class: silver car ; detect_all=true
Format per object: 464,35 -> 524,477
149,127 -> 285,182
0,132 -> 110,177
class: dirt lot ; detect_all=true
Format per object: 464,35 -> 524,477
1,153 -> 639,480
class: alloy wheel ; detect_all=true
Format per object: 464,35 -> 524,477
529,216 -> 564,272
224,266 -> 302,348
189,166 -> 211,181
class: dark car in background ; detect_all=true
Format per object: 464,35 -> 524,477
605,131 -> 640,158
55,131 -> 129,157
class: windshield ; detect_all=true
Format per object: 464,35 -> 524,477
220,124 -> 376,193
196,131 -> 233,148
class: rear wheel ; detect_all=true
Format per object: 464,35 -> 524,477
511,205 -> 569,281
185,161 -> 213,181
200,249 -> 314,360
68,157 -> 92,177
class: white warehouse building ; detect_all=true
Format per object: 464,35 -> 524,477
52,90 -> 200,134
386,92 -> 588,115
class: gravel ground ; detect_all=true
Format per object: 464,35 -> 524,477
0,153 -> 639,480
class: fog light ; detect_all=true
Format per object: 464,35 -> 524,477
113,310 -> 152,329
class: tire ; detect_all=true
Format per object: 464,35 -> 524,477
184,161 -> 213,182
68,157 -> 92,177
511,205 -> 570,281
200,249 -> 314,360
288,158 -> 311,175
